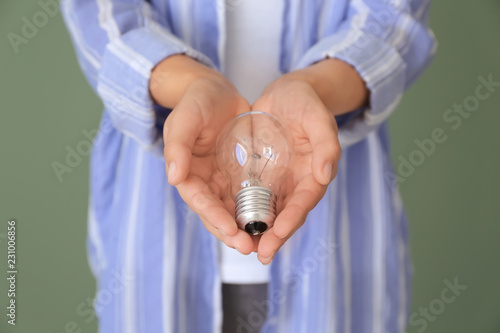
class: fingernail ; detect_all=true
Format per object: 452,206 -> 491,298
274,229 -> 289,239
236,246 -> 248,255
262,256 -> 274,265
261,251 -> 276,261
323,163 -> 333,183
278,232 -> 288,239
167,162 -> 176,182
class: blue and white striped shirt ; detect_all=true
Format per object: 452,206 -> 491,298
62,0 -> 437,332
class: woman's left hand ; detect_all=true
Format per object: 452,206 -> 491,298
251,77 -> 342,264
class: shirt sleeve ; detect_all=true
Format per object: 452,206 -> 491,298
292,0 -> 437,148
61,0 -> 217,153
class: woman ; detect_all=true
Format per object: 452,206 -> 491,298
62,0 -> 436,332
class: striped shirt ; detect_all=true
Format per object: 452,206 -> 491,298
61,0 -> 437,332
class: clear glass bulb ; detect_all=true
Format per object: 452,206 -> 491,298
215,111 -> 293,235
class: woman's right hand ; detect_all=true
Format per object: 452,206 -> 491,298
150,55 -> 256,254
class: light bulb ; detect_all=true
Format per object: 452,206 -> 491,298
215,111 -> 293,235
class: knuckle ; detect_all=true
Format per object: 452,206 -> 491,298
163,142 -> 176,157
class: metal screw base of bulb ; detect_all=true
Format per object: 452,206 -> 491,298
235,186 -> 277,236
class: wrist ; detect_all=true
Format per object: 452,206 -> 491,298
149,54 -> 225,109
283,58 -> 369,115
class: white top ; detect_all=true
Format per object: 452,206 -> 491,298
224,0 -> 284,104
219,0 -> 284,284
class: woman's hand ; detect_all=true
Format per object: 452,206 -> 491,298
151,55 -> 256,254
252,58 -> 368,264
252,79 -> 341,263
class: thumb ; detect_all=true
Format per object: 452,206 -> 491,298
163,100 -> 203,185
304,109 -> 341,185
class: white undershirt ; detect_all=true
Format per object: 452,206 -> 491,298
219,0 -> 284,284
224,0 -> 284,104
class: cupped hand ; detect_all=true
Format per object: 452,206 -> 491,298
162,73 -> 256,254
251,78 -> 342,264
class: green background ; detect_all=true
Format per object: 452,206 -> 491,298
1,1 -> 499,332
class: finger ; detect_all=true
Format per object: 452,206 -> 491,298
200,217 -> 255,255
273,174 -> 326,239
250,235 -> 261,253
256,175 -> 326,262
256,227 -> 289,264
209,186 -> 261,253
256,202 -> 311,264
163,100 -> 203,185
250,95 -> 266,113
303,109 -> 341,185
176,175 -> 239,236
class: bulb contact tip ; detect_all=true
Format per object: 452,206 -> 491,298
235,186 -> 277,235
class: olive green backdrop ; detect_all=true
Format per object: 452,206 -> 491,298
1,1 -> 499,332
